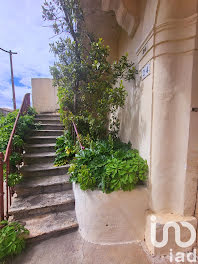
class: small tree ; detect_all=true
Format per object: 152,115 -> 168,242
42,0 -> 137,139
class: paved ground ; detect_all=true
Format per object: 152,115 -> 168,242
10,231 -> 177,264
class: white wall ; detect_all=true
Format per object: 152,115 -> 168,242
32,78 -> 59,113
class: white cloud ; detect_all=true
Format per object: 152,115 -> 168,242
0,0 -> 56,109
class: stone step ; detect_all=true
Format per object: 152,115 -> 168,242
23,210 -> 78,242
38,112 -> 60,114
21,163 -> 69,177
32,130 -> 64,137
35,118 -> 61,125
26,136 -> 57,144
25,143 -> 56,154
37,124 -> 64,130
15,174 -> 71,197
23,152 -> 56,165
10,190 -> 75,220
35,115 -> 60,120
37,113 -> 60,118
8,111 -> 77,244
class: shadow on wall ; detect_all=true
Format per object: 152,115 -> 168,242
118,79 -> 147,150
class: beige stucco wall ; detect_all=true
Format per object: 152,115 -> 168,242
97,0 -> 198,217
118,0 -> 157,166
81,0 -> 121,62
32,78 -> 59,113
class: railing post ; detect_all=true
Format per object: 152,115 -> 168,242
27,93 -> 30,108
0,152 -> 4,221
72,121 -> 84,150
6,159 -> 10,220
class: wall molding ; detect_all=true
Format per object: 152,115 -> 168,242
136,13 -> 198,64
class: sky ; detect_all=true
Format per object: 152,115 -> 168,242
0,0 -> 56,109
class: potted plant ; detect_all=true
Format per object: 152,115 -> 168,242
69,138 -> 149,244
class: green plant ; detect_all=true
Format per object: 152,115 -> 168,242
0,111 -> 18,153
69,138 -> 148,193
42,0 -> 137,140
103,151 -> 148,193
7,173 -> 23,188
0,220 -> 29,261
0,107 -> 37,187
26,107 -> 37,116
54,131 -> 80,166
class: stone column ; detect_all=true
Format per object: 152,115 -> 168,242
145,0 -> 198,254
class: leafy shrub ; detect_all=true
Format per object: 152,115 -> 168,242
0,111 -> 18,153
69,138 -> 148,193
0,220 -> 29,261
16,114 -> 36,141
26,107 -> 37,116
43,0 -> 137,140
0,107 -> 37,186
7,173 -> 23,188
54,131 -> 80,166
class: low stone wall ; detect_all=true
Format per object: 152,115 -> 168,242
0,108 -> 13,116
73,183 -> 149,244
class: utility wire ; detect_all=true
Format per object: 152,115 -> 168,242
0,47 -> 17,54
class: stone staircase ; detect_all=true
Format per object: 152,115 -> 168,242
9,113 -> 78,242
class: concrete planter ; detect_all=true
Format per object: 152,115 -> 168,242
73,183 -> 149,244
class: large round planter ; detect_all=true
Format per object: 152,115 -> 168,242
73,183 -> 149,244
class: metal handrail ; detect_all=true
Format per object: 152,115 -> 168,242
0,93 -> 30,220
72,121 -> 84,150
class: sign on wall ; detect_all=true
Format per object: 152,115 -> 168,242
142,62 -> 150,80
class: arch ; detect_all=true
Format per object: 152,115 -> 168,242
101,0 -> 140,37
